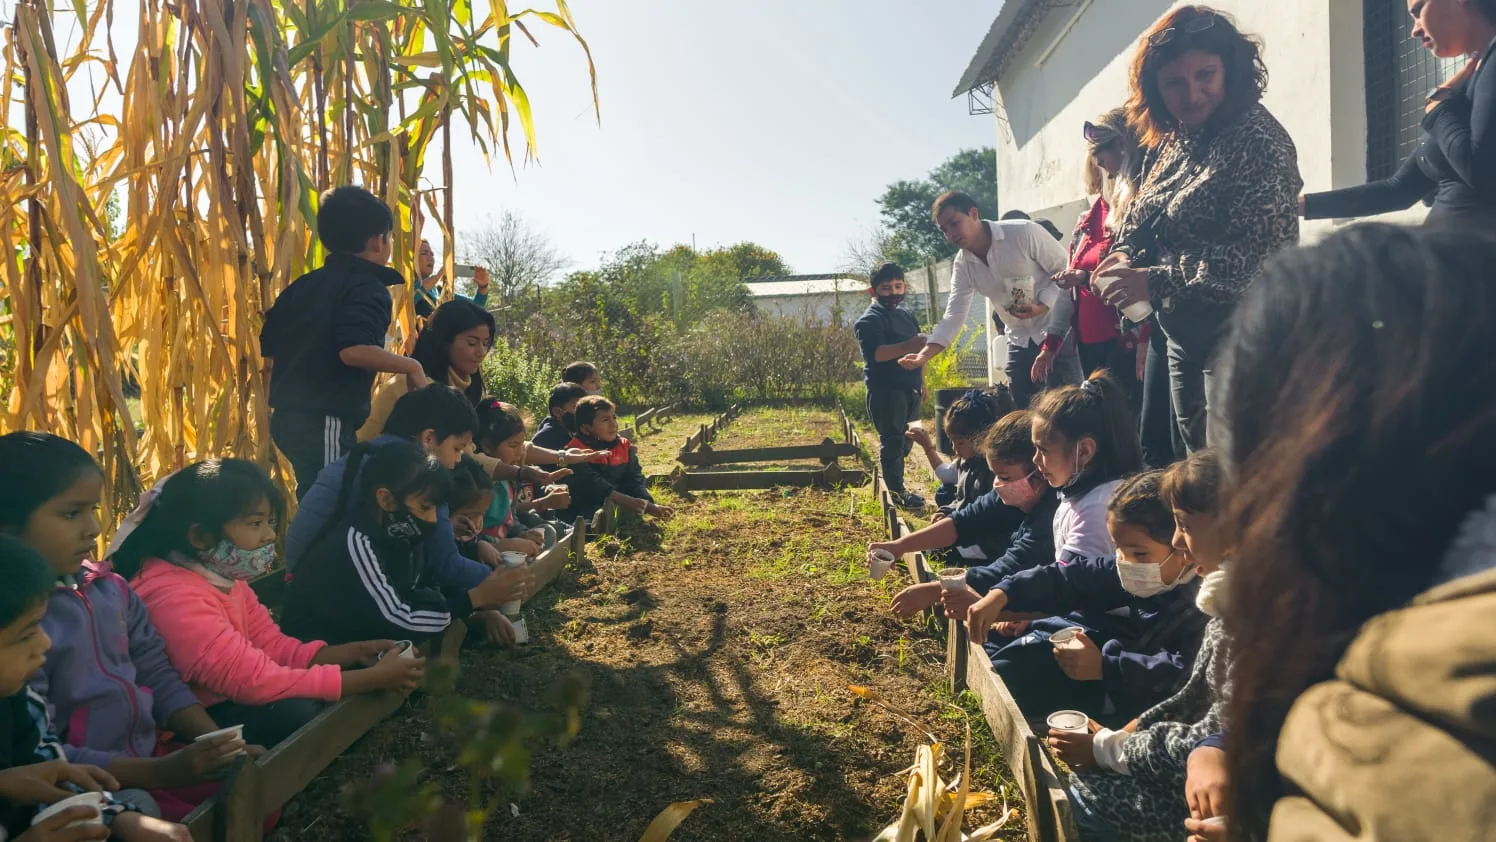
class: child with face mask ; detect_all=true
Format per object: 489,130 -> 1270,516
113,460 -> 426,748
855,261 -> 927,510
963,469 -> 1209,725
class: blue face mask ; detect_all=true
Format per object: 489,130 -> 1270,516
200,539 -> 277,581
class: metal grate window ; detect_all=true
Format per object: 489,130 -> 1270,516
1364,0 -> 1461,179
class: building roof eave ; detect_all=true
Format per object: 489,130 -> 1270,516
951,0 -> 1056,98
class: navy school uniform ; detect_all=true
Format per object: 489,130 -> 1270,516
854,299 -> 923,494
947,487 -> 1052,572
983,556 -> 1207,726
260,253 -> 405,498
531,416 -> 574,451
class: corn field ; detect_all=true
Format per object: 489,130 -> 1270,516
0,0 -> 595,528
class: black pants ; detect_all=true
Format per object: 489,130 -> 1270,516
1140,318 -> 1184,469
1077,337 -> 1141,415
867,385 -> 919,494
1005,336 -> 1083,410
207,697 -> 327,747
271,410 -> 358,500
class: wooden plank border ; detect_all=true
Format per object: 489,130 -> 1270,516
670,464 -> 867,494
676,438 -> 859,467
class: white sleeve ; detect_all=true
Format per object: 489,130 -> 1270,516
933,461 -> 960,485
1029,221 -> 1071,275
1091,727 -> 1133,774
927,256 -> 974,350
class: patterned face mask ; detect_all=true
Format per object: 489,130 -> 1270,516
199,539 -> 277,581
383,508 -> 435,545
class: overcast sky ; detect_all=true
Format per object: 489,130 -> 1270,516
438,0 -> 1002,274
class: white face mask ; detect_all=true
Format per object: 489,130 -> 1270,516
1115,551 -> 1195,598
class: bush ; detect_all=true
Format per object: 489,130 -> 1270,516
480,341 -> 559,422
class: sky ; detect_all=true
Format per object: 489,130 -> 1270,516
438,0 -> 1002,274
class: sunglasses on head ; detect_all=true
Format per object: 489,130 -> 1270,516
1083,122 -> 1117,144
1147,13 -> 1216,48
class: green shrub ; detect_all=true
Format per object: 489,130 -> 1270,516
480,341 -> 560,421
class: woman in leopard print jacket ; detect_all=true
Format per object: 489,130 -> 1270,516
1095,6 -> 1302,453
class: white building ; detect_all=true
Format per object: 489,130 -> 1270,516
954,0 -> 1455,383
747,274 -> 869,323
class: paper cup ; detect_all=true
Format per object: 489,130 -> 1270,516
378,640 -> 416,661
500,552 -> 528,616
32,791 -> 107,828
868,549 -> 895,580
511,617 -> 529,645
937,567 -> 967,592
194,724 -> 245,743
1049,626 -> 1086,651
1046,710 -> 1090,734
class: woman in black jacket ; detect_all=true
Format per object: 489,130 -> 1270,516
1301,0 -> 1496,227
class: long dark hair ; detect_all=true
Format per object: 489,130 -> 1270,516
410,299 -> 495,405
109,459 -> 283,580
0,432 -> 101,532
1127,5 -> 1267,147
1031,371 -> 1143,489
1219,224 -> 1496,840
314,440 -> 452,551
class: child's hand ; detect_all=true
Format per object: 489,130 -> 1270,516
496,537 -> 541,557
644,503 -> 673,520
15,807 -> 111,841
561,448 -> 606,464
367,648 -> 427,693
521,528 -> 546,547
1047,723 -> 1099,769
1184,816 -> 1227,842
867,540 -> 901,559
940,583 -> 980,621
534,467 -> 573,485
474,540 -> 503,569
964,589 -> 1009,640
109,811 -> 192,842
0,760 -> 119,805
904,426 -> 933,449
1053,630 -> 1103,681
159,733 -> 243,785
539,487 -> 571,511
930,510 -> 948,523
337,639 -> 399,668
1186,745 -> 1229,823
472,610 -> 517,646
471,565 -> 534,609
890,581 -> 942,618
993,620 -> 1031,637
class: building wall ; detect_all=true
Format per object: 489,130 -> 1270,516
754,292 -> 865,324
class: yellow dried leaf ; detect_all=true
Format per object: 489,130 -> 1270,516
636,799 -> 713,842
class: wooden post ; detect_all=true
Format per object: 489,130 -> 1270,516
570,516 -> 587,561
216,756 -> 261,842
946,617 -> 968,696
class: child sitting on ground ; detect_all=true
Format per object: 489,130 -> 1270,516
532,383 -> 589,452
0,433 -> 246,823
448,457 -> 519,647
877,411 -> 1056,617
562,362 -> 602,396
561,397 -> 672,523
114,460 -> 427,747
0,534 -> 191,842
907,387 -> 1011,513
281,440 -> 466,646
1047,451 -> 1231,842
474,400 -> 575,553
960,470 -> 1208,725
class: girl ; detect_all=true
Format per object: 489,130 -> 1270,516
1046,450 -> 1229,842
359,299 -> 495,441
906,387 -> 1012,522
474,400 -> 573,553
280,440 -> 463,646
0,433 -> 244,822
963,470 -> 1209,726
448,456 -> 518,647
113,459 -> 427,748
561,397 -> 671,523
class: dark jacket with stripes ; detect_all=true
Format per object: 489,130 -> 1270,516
1,687 -> 137,836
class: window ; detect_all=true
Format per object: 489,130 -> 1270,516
1364,0 -> 1461,179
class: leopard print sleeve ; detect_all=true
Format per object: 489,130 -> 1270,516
1119,619 -> 1228,782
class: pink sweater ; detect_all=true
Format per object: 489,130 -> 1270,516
131,557 -> 342,706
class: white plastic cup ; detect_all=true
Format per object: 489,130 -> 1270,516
511,617 -> 529,645
378,640 -> 415,661
1201,816 -> 1226,827
937,567 -> 967,593
1046,710 -> 1090,734
500,551 -> 528,616
1121,299 -> 1154,323
1049,626 -> 1086,651
868,549 -> 895,580
195,723 -> 247,755
32,792 -> 107,828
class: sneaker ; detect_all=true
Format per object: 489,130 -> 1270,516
894,491 -> 927,510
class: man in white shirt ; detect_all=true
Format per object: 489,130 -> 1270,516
900,192 -> 1081,408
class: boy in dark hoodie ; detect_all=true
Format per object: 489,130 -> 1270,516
531,383 -> 588,451
260,186 -> 431,499
561,397 -> 672,523
854,262 -> 927,509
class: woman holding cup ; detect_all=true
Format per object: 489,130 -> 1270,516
1092,6 -> 1301,452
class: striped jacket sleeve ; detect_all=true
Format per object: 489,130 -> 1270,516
24,687 -> 140,825
345,527 -> 452,637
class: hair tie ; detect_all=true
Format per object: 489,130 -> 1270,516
962,388 -> 987,404
104,471 -> 178,558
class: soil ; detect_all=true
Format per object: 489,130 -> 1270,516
272,407 -> 1024,842
628,412 -> 718,477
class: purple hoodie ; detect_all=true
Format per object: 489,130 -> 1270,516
27,562 -> 201,767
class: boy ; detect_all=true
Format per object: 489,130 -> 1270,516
283,385 -> 532,616
561,397 -> 671,522
532,382 -> 589,451
260,186 -> 431,499
0,536 -> 187,841
854,262 -> 927,508
562,362 -> 602,396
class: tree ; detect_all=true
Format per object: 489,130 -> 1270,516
875,147 -> 997,264
459,212 -> 568,304
839,226 -> 899,276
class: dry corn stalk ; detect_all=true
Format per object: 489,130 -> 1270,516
0,0 -> 596,543
637,799 -> 713,842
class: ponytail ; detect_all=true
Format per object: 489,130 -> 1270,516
1031,371 -> 1143,484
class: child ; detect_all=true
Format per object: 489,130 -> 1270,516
561,397 -> 671,523
447,458 -> 518,647
0,433 -> 245,823
282,440 -> 468,646
259,186 -> 430,499
473,401 -> 571,553
908,387 -> 1012,523
854,261 -> 927,509
961,470 -> 1208,724
879,411 -> 1055,618
114,460 -> 427,747
562,362 -> 602,396
0,534 -> 194,841
286,385 -> 530,616
1047,451 -> 1230,842
532,383 -> 589,451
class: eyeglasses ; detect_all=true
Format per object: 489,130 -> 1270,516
1147,13 -> 1216,48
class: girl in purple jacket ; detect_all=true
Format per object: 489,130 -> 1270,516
0,433 -> 247,822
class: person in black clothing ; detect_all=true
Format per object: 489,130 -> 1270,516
558,397 -> 671,523
532,383 -> 588,451
1302,0 -> 1496,228
854,262 -> 927,509
260,186 -> 431,499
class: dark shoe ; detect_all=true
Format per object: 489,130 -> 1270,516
894,491 -> 927,510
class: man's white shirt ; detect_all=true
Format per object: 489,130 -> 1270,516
927,219 -> 1070,350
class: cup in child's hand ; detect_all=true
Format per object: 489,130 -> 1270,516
937,567 -> 967,592
194,724 -> 246,755
32,792 -> 107,828
868,549 -> 895,580
1046,710 -> 1089,734
1201,816 -> 1226,827
1049,626 -> 1086,651
378,640 -> 416,661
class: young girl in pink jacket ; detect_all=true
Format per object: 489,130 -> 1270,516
111,459 -> 426,747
